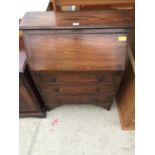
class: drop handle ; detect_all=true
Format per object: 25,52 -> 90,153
94,99 -> 99,103
96,88 -> 102,93
51,77 -> 57,83
98,77 -> 105,82
98,78 -> 103,82
54,88 -> 59,93
56,98 -> 61,103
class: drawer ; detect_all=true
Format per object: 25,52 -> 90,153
39,83 -> 116,96
31,71 -> 123,84
44,95 -> 113,109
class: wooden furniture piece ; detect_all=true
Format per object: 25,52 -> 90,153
47,1 -> 54,11
116,46 -> 135,130
19,19 -> 25,51
20,10 -> 133,111
115,6 -> 135,130
52,0 -> 135,11
19,52 -> 45,117
19,30 -> 24,51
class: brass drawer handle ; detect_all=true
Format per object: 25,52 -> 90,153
98,77 -> 105,82
56,98 -> 61,103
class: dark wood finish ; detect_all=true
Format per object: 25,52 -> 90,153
19,19 -> 25,51
44,95 -> 113,110
19,30 -> 25,51
116,50 -> 135,130
19,10 -> 134,29
53,0 -> 134,5
38,84 -> 116,96
115,6 -> 134,130
31,71 -> 123,84
52,0 -> 135,11
19,52 -> 45,117
53,0 -> 57,11
79,4 -> 134,11
29,71 -> 123,110
129,28 -> 135,57
31,71 -> 122,110
24,32 -> 127,71
20,11 -> 132,110
128,7 -> 135,57
47,1 -> 54,11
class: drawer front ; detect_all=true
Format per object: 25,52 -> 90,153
30,71 -> 122,110
39,84 -> 116,96
44,95 -> 113,107
31,71 -> 123,84
24,32 -> 127,71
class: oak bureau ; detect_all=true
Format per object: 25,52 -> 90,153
20,10 -> 133,110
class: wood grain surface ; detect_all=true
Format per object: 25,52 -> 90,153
24,32 -> 127,71
19,52 -> 45,117
116,53 -> 135,130
52,0 -> 135,11
20,11 -> 130,111
20,10 -> 134,29
53,0 -> 134,5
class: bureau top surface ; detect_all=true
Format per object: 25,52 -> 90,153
19,10 -> 134,30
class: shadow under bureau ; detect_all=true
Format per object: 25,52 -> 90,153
20,10 -> 133,110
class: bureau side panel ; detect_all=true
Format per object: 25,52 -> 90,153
19,71 -> 45,117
